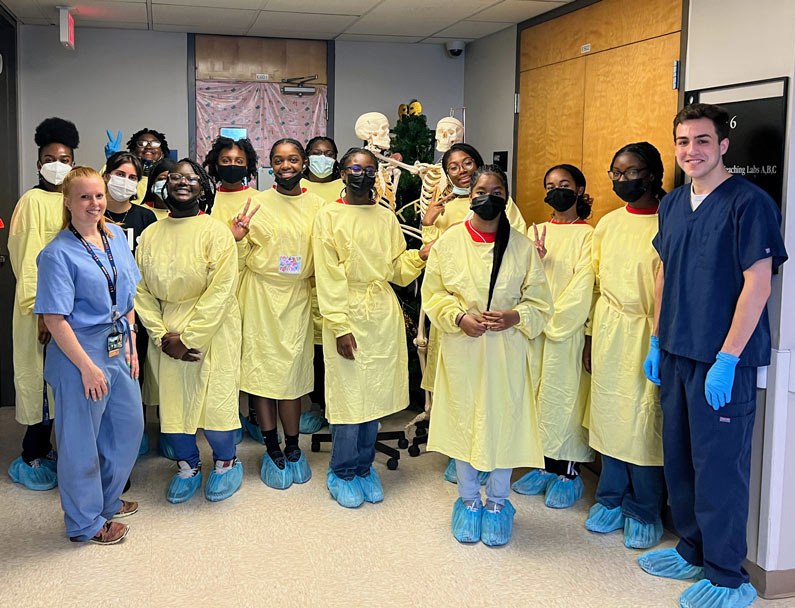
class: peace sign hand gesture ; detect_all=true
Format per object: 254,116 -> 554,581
105,129 -> 123,159
230,198 -> 261,242
532,223 -> 547,259
422,186 -> 455,226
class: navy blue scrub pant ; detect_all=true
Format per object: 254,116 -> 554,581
659,350 -> 756,588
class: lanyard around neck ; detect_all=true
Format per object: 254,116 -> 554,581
68,224 -> 118,308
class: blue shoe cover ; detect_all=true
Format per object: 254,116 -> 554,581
544,475 -> 584,509
299,409 -> 328,434
8,456 -> 57,491
245,418 -> 265,445
261,452 -> 293,489
481,499 -> 517,547
444,458 -> 458,484
158,433 -> 178,460
286,451 -> 312,484
679,580 -> 757,608
638,548 -> 705,580
358,467 -> 384,503
166,466 -> 202,504
451,498 -> 482,543
477,471 -> 490,485
512,469 -> 556,495
624,517 -> 664,549
41,450 -> 58,472
138,432 -> 150,458
205,460 -> 243,502
326,468 -> 364,508
585,502 -> 625,533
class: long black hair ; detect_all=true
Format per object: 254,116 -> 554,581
610,142 -> 666,200
126,128 -> 170,157
304,136 -> 341,180
168,158 -> 215,214
442,143 -> 484,175
470,163 -> 511,310
202,136 -> 258,184
543,163 -> 592,220
141,158 -> 177,206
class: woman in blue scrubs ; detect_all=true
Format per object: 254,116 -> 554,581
35,166 -> 144,545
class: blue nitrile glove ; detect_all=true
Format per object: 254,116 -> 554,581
643,335 -> 661,386
704,351 -> 740,410
105,129 -> 122,159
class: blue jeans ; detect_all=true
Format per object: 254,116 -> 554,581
455,460 -> 512,506
329,420 -> 379,480
163,430 -> 237,469
595,454 -> 665,525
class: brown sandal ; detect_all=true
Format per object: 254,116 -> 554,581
112,500 -> 139,519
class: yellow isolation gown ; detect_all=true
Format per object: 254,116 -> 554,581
313,201 -> 426,424
421,195 -> 527,393
529,221 -> 595,463
423,223 -> 554,471
588,206 -> 663,466
301,178 -> 345,345
236,187 -> 324,400
135,214 -> 242,434
210,185 -> 262,271
143,201 -> 170,221
8,188 -> 62,424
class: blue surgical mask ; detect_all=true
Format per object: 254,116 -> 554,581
452,185 -> 470,196
309,155 -> 335,178
152,179 -> 167,200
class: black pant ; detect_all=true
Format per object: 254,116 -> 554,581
544,457 -> 580,479
309,344 -> 325,408
21,421 -> 54,463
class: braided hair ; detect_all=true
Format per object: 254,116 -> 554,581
339,147 -> 379,202
126,128 -> 170,157
470,164 -> 511,310
304,136 -> 341,180
543,164 -> 592,220
610,142 -> 666,200
168,158 -> 216,214
202,136 -> 258,184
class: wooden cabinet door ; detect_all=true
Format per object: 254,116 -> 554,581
582,32 -> 681,224
516,58 -> 586,225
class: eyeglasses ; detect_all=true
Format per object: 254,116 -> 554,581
446,158 -> 476,175
167,173 -> 200,185
607,167 -> 648,181
345,166 -> 377,178
137,139 -> 162,149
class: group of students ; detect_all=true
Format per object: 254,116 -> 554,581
6,102 -> 785,608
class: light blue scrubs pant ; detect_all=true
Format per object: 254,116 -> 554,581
455,459 -> 512,506
45,325 -> 144,541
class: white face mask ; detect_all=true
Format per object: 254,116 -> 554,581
152,179 -> 167,200
107,174 -> 139,202
39,161 -> 72,186
452,185 -> 470,196
309,155 -> 335,178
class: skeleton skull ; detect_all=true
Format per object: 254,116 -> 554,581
355,112 -> 391,151
435,117 -> 464,152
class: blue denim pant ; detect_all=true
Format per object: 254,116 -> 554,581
455,460 -> 512,507
329,420 -> 379,480
163,430 -> 237,469
595,454 -> 665,525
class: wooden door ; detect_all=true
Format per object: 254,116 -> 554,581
582,33 -> 681,224
516,58 -> 585,225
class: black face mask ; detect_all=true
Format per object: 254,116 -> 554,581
612,178 -> 648,203
470,194 -> 507,221
544,187 -> 578,212
217,164 -> 248,184
164,183 -> 200,213
274,172 -> 303,191
141,159 -> 155,176
346,173 -> 376,196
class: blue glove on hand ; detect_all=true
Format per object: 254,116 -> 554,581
643,336 -> 661,386
105,129 -> 122,159
704,351 -> 740,410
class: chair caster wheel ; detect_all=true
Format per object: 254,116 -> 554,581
408,445 -> 420,457
387,458 -> 399,470
398,438 -> 408,449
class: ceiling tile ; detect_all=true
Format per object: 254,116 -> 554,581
152,4 -> 256,28
468,0 -> 568,23
17,17 -> 55,25
155,23 -> 249,35
345,0 -> 496,37
336,33 -> 425,43
152,0 -> 265,7
70,2 -> 148,23
0,0 -> 46,19
248,11 -> 357,36
419,37 -> 475,45
76,20 -> 149,29
261,0 -> 381,15
434,20 -> 513,38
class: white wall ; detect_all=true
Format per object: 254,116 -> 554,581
686,0 -> 795,575
333,40 -> 465,157
17,26 -> 189,194
463,26 -> 517,183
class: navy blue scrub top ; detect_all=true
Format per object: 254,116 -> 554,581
34,223 -> 141,329
653,175 -> 787,367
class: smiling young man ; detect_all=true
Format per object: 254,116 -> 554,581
638,104 -> 787,607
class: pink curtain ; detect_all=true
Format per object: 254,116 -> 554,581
196,80 -> 327,166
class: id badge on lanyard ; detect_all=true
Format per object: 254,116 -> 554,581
279,255 -> 302,274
